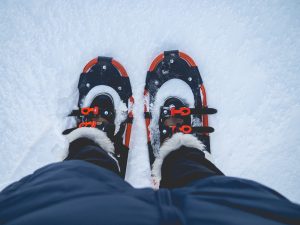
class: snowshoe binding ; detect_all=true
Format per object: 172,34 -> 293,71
144,50 -> 217,165
64,56 -> 134,177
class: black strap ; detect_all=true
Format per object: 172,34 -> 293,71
160,107 -> 217,118
163,124 -> 214,134
192,126 -> 214,133
195,107 -> 217,115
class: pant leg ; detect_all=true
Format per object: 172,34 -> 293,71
161,146 -> 300,224
160,146 -> 223,188
0,138 -> 140,225
65,137 -> 120,175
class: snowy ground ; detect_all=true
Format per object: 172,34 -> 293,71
0,0 -> 299,203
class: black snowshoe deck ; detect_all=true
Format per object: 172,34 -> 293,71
68,56 -> 134,177
144,50 -> 217,165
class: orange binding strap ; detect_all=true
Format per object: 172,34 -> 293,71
79,121 -> 97,128
179,52 -> 197,67
112,59 -> 128,77
124,123 -> 132,147
145,118 -> 151,142
170,107 -> 191,116
81,106 -> 99,116
83,58 -> 128,78
83,58 -> 98,73
170,125 -> 192,134
200,84 -> 209,135
149,53 -> 164,72
129,96 -> 135,104
180,125 -> 192,134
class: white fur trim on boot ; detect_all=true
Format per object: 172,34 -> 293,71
65,127 -> 115,153
63,127 -> 120,171
151,133 -> 212,189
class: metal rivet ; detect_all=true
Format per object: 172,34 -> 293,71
163,110 -> 168,114
163,129 -> 167,134
86,83 -> 90,88
118,86 -> 122,90
104,111 -> 109,115
188,77 -> 192,81
170,59 -> 174,63
102,65 -> 107,70
154,80 -> 159,85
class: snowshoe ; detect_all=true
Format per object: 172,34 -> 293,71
64,56 -> 134,177
144,50 -> 217,165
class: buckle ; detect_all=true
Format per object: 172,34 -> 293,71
81,106 -> 99,116
168,124 -> 214,134
170,107 -> 191,116
170,125 -> 192,134
78,121 -> 97,128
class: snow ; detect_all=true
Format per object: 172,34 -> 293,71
0,0 -> 300,203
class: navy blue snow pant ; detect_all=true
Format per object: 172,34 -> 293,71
0,138 -> 299,225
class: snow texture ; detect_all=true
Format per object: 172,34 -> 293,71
0,0 -> 299,203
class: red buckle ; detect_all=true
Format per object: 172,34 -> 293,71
78,121 -> 97,128
170,107 -> 191,116
81,106 -> 99,116
180,125 -> 192,134
170,125 -> 192,134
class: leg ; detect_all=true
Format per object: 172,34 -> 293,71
160,146 -> 223,188
154,134 -> 300,224
0,129 -> 135,225
151,133 -> 222,188
65,137 -> 120,175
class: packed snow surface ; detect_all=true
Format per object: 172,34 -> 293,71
0,0 -> 299,203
